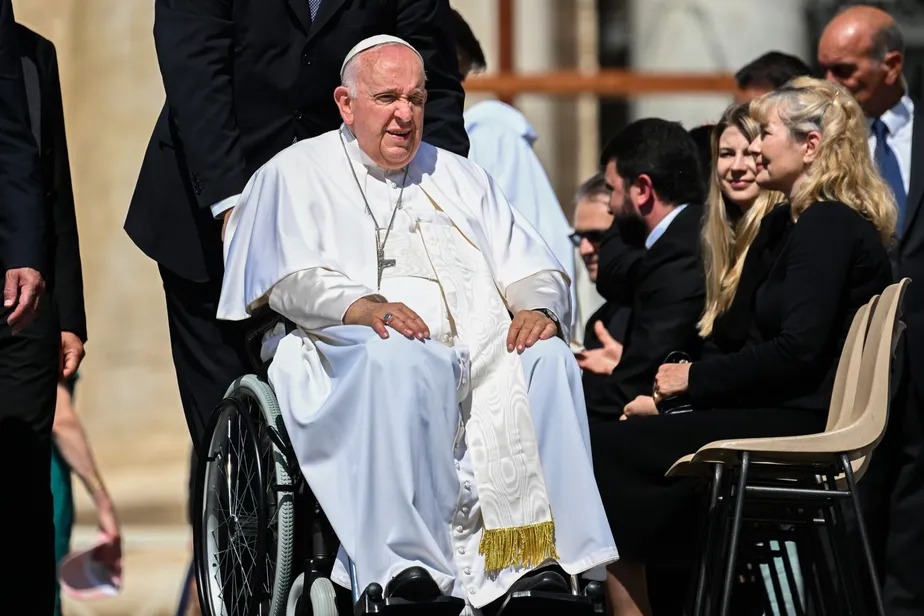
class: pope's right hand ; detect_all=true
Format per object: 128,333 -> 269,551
344,296 -> 430,340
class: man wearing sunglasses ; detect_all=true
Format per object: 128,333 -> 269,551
569,173 -> 631,379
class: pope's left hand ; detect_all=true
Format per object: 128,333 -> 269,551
506,310 -> 557,354
654,362 -> 691,398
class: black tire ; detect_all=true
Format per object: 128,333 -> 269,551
194,375 -> 296,616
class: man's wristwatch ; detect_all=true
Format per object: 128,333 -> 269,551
532,308 -> 562,337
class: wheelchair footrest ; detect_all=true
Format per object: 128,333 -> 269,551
354,595 -> 465,615
495,590 -> 602,616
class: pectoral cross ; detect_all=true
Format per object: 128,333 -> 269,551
376,245 -> 396,289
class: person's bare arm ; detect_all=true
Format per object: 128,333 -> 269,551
52,384 -> 121,551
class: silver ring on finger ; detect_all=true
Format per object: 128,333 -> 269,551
383,313 -> 394,323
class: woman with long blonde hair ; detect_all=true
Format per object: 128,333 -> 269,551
592,77 -> 894,616
698,103 -> 784,338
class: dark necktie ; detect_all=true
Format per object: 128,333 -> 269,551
309,0 -> 322,21
872,118 -> 907,233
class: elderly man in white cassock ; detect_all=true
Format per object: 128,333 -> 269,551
217,35 -> 618,613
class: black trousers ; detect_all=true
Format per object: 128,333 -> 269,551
159,265 -> 251,517
860,348 -> 924,616
0,299 -> 59,614
590,407 -> 825,567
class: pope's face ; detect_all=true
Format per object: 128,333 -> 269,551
337,45 -> 427,169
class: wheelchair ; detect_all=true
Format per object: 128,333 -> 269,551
192,309 -> 606,616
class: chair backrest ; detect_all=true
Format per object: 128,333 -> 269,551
842,279 -> 910,462
825,297 -> 876,432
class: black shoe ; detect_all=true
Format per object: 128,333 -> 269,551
507,568 -> 570,594
481,567 -> 572,616
384,566 -> 442,602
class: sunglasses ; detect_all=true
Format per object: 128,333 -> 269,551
568,230 -> 605,247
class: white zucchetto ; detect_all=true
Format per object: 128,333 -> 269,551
339,34 -> 423,79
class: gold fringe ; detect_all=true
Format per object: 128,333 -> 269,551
478,520 -> 559,573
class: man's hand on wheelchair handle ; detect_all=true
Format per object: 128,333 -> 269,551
344,296 -> 431,340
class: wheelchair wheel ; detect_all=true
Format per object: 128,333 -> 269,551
195,375 -> 296,616
308,578 -> 338,616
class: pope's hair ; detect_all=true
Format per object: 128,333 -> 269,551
341,43 -> 427,98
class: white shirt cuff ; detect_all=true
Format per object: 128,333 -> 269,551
210,194 -> 240,219
267,268 -> 381,331
505,270 -> 573,341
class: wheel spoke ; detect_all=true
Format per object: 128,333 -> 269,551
199,391 -> 288,616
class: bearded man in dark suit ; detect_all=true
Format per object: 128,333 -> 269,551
583,118 -> 705,424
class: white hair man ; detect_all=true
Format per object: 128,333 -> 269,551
218,36 -> 618,613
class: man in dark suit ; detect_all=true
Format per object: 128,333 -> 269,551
0,0 -> 58,609
17,24 -> 86,371
819,7 -> 924,614
583,118 -> 705,424
17,22 -> 91,615
124,0 -> 469,461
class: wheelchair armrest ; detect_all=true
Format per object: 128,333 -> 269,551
245,304 -> 296,373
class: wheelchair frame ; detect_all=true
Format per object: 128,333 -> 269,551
192,308 -> 605,616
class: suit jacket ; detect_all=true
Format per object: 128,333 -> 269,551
0,0 -> 44,274
125,0 -> 469,283
16,25 -> 86,341
893,98 -> 924,395
584,204 -> 705,420
594,213 -> 647,306
689,202 -> 892,413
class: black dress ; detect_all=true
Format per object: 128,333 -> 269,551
591,201 -> 893,565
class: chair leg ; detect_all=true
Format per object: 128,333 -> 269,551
720,452 -> 750,616
693,463 -> 724,616
821,475 -> 860,615
840,454 -> 886,616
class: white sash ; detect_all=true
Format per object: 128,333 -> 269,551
413,197 -> 557,574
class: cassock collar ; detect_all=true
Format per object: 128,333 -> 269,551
339,124 -> 410,182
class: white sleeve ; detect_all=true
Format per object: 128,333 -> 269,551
504,270 -> 572,341
210,194 -> 240,218
267,267 -> 383,330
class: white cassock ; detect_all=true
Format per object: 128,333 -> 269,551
218,126 -> 618,611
